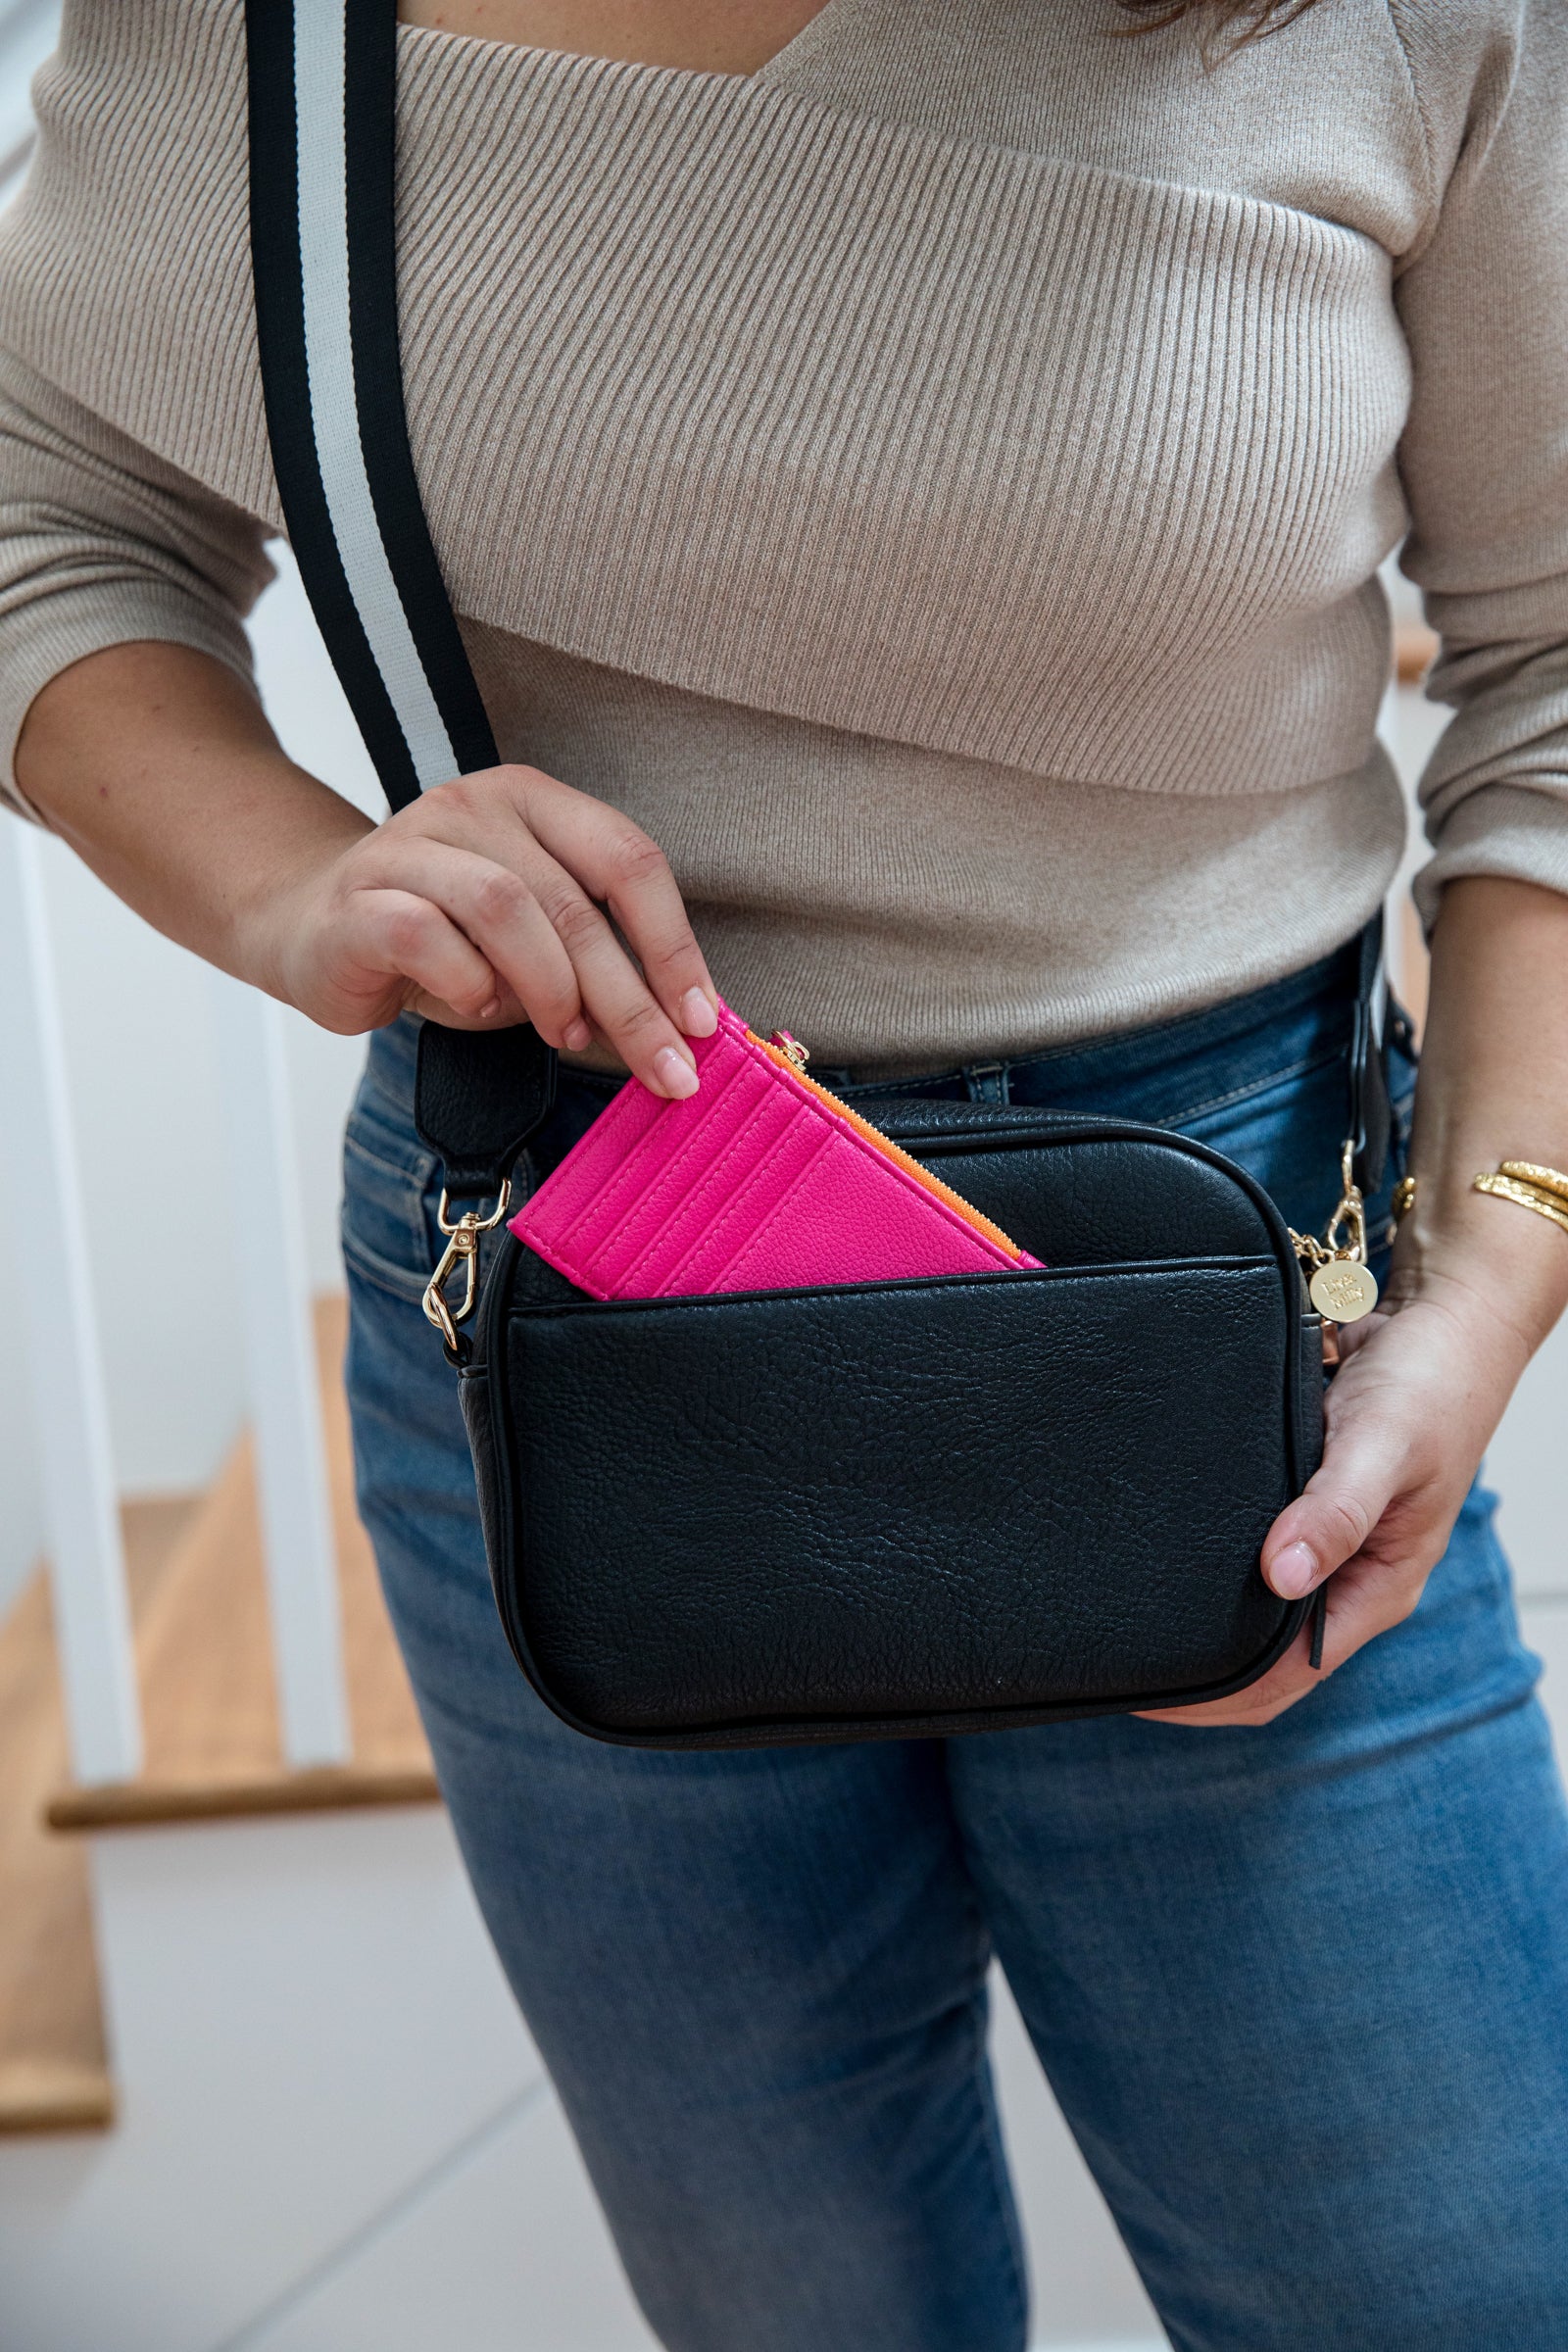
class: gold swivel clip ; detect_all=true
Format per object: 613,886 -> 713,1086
421,1183 -> 513,1357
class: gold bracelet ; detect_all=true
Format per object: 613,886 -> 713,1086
1472,1161 -> 1568,1240
1497,1160 -> 1568,1204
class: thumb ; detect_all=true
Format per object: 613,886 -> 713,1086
1261,1424 -> 1399,1600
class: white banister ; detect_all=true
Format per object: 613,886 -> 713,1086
0,821 -> 142,1783
210,972 -> 352,1767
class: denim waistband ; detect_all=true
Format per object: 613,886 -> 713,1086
363,934 -> 1370,1143
816,938 -> 1367,1117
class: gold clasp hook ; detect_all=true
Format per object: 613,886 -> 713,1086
1323,1140 -> 1368,1266
421,1183 -> 513,1354
1290,1140 -> 1379,1327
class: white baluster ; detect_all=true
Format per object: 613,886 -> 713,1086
210,972 -> 351,1767
0,821 -> 141,1783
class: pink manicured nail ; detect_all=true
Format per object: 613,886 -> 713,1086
655,1046 -> 700,1099
1270,1542 -> 1318,1599
476,996 -> 502,1021
680,987 -> 718,1039
564,1017 -> 593,1051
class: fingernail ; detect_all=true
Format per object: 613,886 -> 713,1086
655,1046 -> 700,1099
477,996 -> 501,1021
1270,1542 -> 1318,1599
564,1018 -> 593,1051
680,987 -> 718,1039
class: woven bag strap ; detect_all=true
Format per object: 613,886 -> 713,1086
246,0 -> 554,1191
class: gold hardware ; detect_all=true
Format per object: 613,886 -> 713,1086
1308,1258 -> 1380,1323
1291,1140 -> 1380,1324
1473,1166 -> 1568,1241
1496,1160 -> 1568,1204
1326,1140 -> 1369,1262
1391,1173 -> 1418,1232
421,1182 -> 513,1351
767,1030 -> 810,1069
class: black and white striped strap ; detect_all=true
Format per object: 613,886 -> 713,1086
246,0 -> 497,810
247,0 -> 554,1202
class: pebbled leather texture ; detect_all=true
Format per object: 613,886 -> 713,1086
415,1019 -> 557,1197
511,1001 -> 1039,1297
469,1111 -> 1319,1748
867,1110 -> 1273,1265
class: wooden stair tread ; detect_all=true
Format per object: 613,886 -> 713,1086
0,2059 -> 116,2135
0,1497 -> 197,2134
2,1300 -> 432,2132
1394,619 -> 1439,686
49,1297 -> 437,1832
48,1761 -> 441,1831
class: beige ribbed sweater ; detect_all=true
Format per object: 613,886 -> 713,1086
1,0 -> 1566,1068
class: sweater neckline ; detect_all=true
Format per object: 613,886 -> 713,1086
394,0 -> 849,89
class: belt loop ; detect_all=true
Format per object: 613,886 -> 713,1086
964,1060 -> 1010,1106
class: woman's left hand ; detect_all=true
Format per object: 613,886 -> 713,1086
1139,1268 -> 1534,1727
1144,876 -> 1568,1730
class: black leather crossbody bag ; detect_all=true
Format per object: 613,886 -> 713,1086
246,0 -> 1392,1748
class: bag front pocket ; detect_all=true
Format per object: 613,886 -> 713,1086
479,1255 -> 1312,1747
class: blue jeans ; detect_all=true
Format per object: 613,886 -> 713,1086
341,946 -> 1568,2351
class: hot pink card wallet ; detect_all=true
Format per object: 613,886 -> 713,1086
509,1001 -> 1041,1299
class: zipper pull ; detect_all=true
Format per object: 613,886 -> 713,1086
768,1030 -> 809,1070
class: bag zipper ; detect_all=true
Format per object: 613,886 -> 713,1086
751,1030 -> 1032,1263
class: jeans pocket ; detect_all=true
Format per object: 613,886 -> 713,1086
1177,1051 -> 1350,1244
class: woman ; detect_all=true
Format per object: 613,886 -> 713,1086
3,0 -> 1567,2340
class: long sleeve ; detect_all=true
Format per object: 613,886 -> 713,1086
1393,0 -> 1568,928
0,343 -> 271,816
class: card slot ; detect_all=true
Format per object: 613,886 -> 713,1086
567,1080 -> 786,1293
662,1122 -> 837,1293
614,1085 -> 805,1293
530,1078 -> 666,1230
586,1061 -> 778,1254
526,1052 -> 755,1248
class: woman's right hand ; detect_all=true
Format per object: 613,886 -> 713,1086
256,760 -> 719,1098
19,646 -> 717,1100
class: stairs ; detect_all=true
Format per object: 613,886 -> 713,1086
0,1297 -> 434,2133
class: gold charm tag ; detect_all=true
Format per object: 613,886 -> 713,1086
1308,1258 -> 1379,1324
1294,1141 -> 1381,1325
